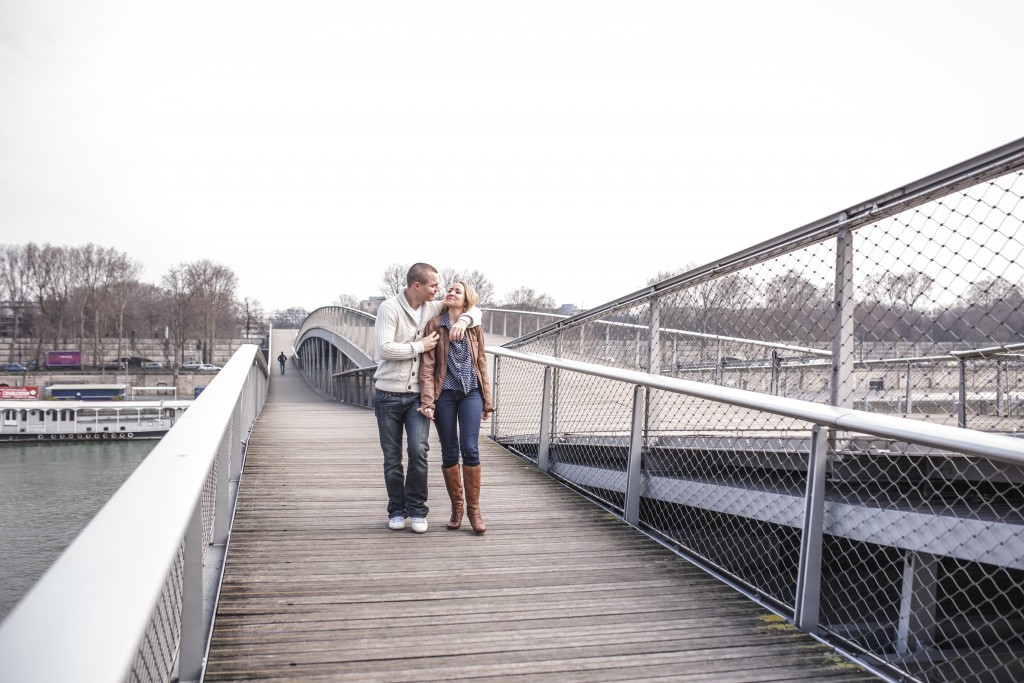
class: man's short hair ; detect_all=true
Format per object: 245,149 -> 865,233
406,263 -> 438,287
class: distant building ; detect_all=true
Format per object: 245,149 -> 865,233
557,303 -> 579,317
362,296 -> 385,313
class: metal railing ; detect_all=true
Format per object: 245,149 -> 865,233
480,307 -> 568,339
489,345 -> 1024,682
0,345 -> 269,683
488,137 -> 1024,683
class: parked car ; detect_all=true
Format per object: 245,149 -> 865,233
180,360 -> 204,370
143,361 -> 165,369
197,364 -> 221,372
3,363 -> 27,372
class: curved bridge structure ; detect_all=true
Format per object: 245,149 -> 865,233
5,138 -> 1024,683
293,306 -> 378,405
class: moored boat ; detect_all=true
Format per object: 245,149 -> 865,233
0,399 -> 193,442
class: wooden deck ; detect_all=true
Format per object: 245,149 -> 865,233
204,336 -> 879,682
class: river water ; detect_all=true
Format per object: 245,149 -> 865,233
0,439 -> 156,621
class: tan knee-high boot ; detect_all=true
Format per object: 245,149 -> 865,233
463,464 -> 486,533
442,465 -> 464,530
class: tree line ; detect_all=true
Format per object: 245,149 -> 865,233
365,263 -> 558,311
645,264 -> 1024,352
0,242 -> 253,368
0,248 -> 567,368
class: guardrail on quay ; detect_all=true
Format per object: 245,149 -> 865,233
0,345 -> 270,683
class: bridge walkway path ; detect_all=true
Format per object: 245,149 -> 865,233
203,331 -> 877,682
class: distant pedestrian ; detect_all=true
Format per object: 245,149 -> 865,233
418,280 -> 493,533
277,351 -> 287,375
373,263 -> 482,534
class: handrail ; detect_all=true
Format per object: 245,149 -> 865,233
487,346 -> 1024,466
296,305 -> 376,342
0,344 -> 270,683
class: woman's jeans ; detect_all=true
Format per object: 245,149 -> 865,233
434,388 -> 483,469
374,390 -> 430,518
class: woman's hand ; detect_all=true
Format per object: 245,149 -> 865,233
419,406 -> 435,421
482,410 -> 492,422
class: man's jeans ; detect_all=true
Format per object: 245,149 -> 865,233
434,388 -> 483,469
374,390 -> 430,518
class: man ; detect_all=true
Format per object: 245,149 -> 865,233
277,351 -> 287,375
373,263 -> 481,534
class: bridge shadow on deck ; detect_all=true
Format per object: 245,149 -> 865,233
204,336 -> 877,682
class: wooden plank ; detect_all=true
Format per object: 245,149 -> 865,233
204,332 -> 878,681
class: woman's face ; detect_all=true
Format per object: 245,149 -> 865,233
445,283 -> 466,308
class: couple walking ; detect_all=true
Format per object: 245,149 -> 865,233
372,263 -> 493,535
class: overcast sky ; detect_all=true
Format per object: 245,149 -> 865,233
1,1 -> 1022,314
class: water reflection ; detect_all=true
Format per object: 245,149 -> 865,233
0,440 -> 155,620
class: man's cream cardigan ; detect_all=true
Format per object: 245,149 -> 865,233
373,292 -> 480,394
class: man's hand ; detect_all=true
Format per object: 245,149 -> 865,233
450,319 -> 468,341
421,331 -> 440,351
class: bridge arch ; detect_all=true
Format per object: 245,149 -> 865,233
294,306 -> 377,402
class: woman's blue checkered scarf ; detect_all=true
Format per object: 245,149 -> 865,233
440,311 -> 479,394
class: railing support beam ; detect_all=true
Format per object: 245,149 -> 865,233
795,425 -> 828,634
623,385 -> 646,526
180,500 -> 204,683
537,366 -> 554,473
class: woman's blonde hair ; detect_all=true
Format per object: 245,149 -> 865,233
445,280 -> 478,311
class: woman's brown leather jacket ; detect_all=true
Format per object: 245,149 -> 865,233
418,316 -> 494,414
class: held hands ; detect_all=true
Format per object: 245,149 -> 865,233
421,331 -> 440,351
450,319 -> 468,341
419,406 -> 435,421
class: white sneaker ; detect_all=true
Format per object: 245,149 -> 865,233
388,515 -> 407,530
410,517 -> 428,534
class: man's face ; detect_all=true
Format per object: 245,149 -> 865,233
414,272 -> 440,305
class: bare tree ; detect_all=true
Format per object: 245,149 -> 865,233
187,260 -> 238,363
0,244 -> 30,360
269,307 -> 308,329
24,244 -> 74,365
439,268 -> 497,305
502,286 -> 556,312
965,276 -> 1024,308
333,294 -> 360,308
865,270 -> 934,311
239,297 -> 266,337
108,252 -> 142,368
380,263 -> 409,298
162,264 -> 197,371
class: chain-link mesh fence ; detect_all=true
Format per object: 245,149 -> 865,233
491,141 -> 1024,682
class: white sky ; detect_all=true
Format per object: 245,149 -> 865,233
1,1 -> 1022,314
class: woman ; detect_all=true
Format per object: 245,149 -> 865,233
419,280 -> 494,533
